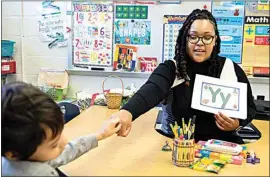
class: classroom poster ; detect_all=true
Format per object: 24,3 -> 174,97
162,15 -> 187,61
37,1 -> 68,48
115,5 -> 148,19
138,57 -> 158,72
113,44 -> 138,71
242,1 -> 270,73
245,1 -> 269,15
257,0 -> 270,11
38,13 -> 65,42
212,1 -> 245,64
73,3 -> 114,66
114,20 -> 151,45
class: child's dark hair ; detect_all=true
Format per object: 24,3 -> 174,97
1,81 -> 64,160
174,9 -> 223,85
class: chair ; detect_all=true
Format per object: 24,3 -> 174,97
58,102 -> 80,123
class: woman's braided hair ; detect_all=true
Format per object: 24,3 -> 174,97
174,9 -> 223,85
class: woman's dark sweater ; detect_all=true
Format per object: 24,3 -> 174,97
122,57 -> 256,143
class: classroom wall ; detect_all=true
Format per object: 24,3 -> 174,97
2,1 -> 269,101
2,1 -> 69,84
2,1 -> 23,82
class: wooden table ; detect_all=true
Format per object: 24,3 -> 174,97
60,106 -> 269,176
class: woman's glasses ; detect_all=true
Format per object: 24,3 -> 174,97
187,35 -> 215,45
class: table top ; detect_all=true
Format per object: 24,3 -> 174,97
60,106 -> 269,176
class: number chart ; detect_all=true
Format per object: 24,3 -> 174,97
73,3 -> 114,66
162,15 -> 186,61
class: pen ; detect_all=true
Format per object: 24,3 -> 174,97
191,115 -> 196,127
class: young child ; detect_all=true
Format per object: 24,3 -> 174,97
1,81 -> 122,176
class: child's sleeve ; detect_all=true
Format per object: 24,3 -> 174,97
46,134 -> 98,168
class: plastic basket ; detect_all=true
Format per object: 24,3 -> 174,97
1,40 -> 15,57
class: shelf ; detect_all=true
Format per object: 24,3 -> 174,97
66,69 -> 269,84
247,76 -> 269,84
66,69 -> 151,78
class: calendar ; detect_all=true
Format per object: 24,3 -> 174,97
162,15 -> 187,61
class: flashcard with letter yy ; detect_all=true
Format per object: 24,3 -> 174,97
191,74 -> 247,119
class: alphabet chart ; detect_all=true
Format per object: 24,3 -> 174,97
73,3 -> 114,66
162,15 -> 186,61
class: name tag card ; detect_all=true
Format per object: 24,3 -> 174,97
191,74 -> 247,119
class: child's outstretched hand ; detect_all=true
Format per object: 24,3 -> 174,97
95,118 -> 122,141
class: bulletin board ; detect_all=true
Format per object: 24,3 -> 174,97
70,1 -> 212,68
113,2 -> 212,65
242,1 -> 269,72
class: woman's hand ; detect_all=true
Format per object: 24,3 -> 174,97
110,110 -> 133,137
214,112 -> 240,131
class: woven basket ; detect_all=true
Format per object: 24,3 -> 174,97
102,75 -> 124,109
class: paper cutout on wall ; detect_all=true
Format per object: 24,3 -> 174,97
114,20 -> 151,45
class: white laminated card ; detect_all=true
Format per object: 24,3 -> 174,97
191,74 -> 247,119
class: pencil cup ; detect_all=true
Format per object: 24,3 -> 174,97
172,138 -> 195,167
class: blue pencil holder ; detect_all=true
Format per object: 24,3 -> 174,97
1,40 -> 15,57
